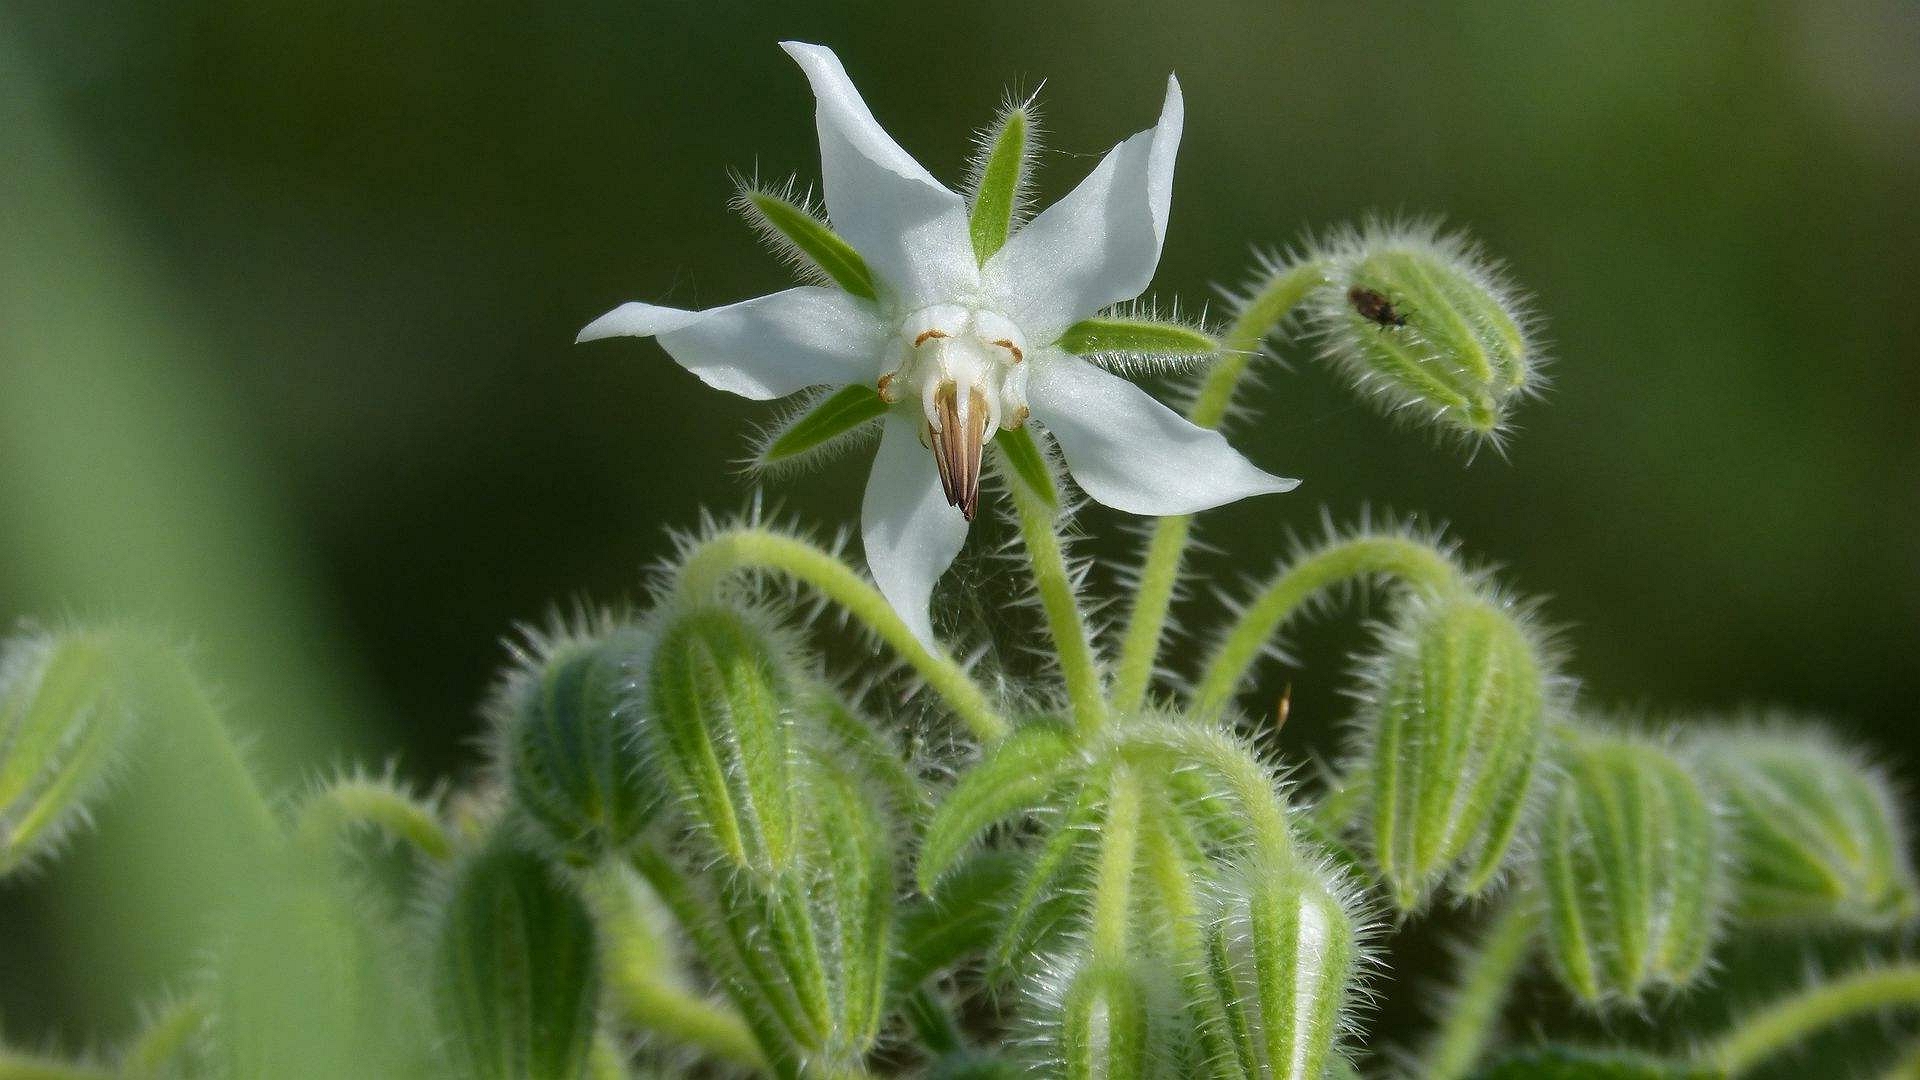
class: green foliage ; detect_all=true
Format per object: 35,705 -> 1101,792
430,839 -> 602,1080
733,181 -> 878,300
1469,1046 -> 1722,1080
1356,589 -> 1549,911
758,386 -> 890,472
0,629 -> 139,873
1540,730 -> 1723,1006
1055,317 -> 1218,360
967,98 -> 1037,264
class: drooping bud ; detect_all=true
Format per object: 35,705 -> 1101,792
1196,859 -> 1364,1080
1694,724 -> 1918,927
429,839 -> 601,1080
1355,589 -> 1551,911
1,629 -> 139,874
491,612 -> 661,864
643,604 -> 800,877
1027,954 -> 1172,1080
1540,731 -> 1723,1006
1306,220 -> 1539,444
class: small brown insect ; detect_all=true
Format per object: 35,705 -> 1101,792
1275,682 -> 1293,733
1348,286 -> 1407,328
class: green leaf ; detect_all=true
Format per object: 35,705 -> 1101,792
1055,317 -> 1218,358
991,427 -> 1056,511
891,850 -> 1022,995
759,386 -> 888,469
968,104 -> 1033,264
737,186 -> 878,300
917,723 -> 1079,892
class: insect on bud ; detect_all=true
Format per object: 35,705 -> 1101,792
643,603 -> 801,877
491,613 -> 661,864
1355,590 -> 1551,912
1695,724 -> 1918,928
1198,859 -> 1364,1080
430,839 -> 601,1080
1307,220 -> 1540,444
1,629 -> 139,874
1540,731 -> 1723,1007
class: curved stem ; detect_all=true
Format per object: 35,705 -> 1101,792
1112,259 -> 1329,715
1422,898 -> 1540,1080
294,777 -> 451,860
671,527 -> 1006,743
1007,481 -> 1106,738
1189,536 -> 1463,724
1090,766 -> 1143,962
1117,722 -> 1296,869
1708,965 -> 1920,1077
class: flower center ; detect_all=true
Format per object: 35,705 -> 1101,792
877,305 -> 1031,521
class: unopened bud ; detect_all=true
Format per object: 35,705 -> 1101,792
1031,955 -> 1168,1080
1540,732 -> 1722,1006
1,629 -> 138,874
430,839 -> 600,1080
1356,590 -> 1550,911
644,604 -> 800,876
1198,859 -> 1363,1080
1695,725 -> 1917,927
1307,221 -> 1539,444
492,615 -> 660,864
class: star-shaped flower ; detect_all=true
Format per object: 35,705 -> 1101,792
581,42 -> 1296,642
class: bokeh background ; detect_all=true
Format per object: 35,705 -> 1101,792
3,0 -> 1917,1067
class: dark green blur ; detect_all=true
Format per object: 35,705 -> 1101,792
2,0 -> 1916,1068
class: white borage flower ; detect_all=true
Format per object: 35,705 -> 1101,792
579,42 -> 1296,642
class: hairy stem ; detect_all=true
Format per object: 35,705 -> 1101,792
671,527 -> 1006,742
294,777 -> 451,860
1112,258 -> 1329,715
1189,535 -> 1463,723
1008,480 -> 1107,739
1118,722 -> 1297,869
1422,899 -> 1541,1080
1090,766 -> 1143,962
1709,966 -> 1920,1077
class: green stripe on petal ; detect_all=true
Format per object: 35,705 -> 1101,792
1056,317 -> 1219,358
968,103 -> 1034,265
759,385 -> 888,470
736,185 -> 879,300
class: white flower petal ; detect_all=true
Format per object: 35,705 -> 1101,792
983,76 -> 1184,341
862,412 -> 968,645
576,288 -> 886,401
781,41 -> 976,308
1027,354 -> 1297,515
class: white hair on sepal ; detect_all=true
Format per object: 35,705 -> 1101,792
962,83 -> 1046,226
727,170 -> 841,289
740,384 -> 887,481
1069,295 -> 1225,381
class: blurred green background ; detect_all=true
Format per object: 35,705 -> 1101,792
3,0 -> 1916,1062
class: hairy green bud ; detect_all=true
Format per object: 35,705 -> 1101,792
1356,590 -> 1550,911
492,614 -> 660,864
0,629 -> 139,873
430,839 -> 601,1080
1307,220 -> 1539,444
1030,956 -> 1170,1080
644,604 -> 800,877
1695,725 -> 1918,927
1198,860 -> 1363,1080
1540,732 -> 1722,1006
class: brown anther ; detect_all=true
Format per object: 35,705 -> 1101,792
927,382 -> 988,521
876,371 -> 898,403
1006,404 -> 1030,429
991,339 -> 1023,363
912,328 -> 950,348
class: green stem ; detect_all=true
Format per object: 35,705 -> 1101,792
671,527 -> 1006,743
294,777 -> 451,860
1708,965 -> 1920,1077
1111,259 -> 1329,715
603,958 -> 766,1071
1090,766 -> 1143,962
0,1052 -> 111,1080
1117,721 -> 1296,869
1008,480 -> 1107,739
1189,536 -> 1463,723
1423,899 -> 1540,1080
900,987 -> 964,1056
119,995 -> 209,1079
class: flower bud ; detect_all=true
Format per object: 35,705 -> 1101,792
1695,725 -> 1918,927
1197,859 -> 1363,1080
430,839 -> 600,1080
1029,955 -> 1171,1080
1355,590 -> 1550,911
1307,221 -> 1539,443
492,615 -> 661,864
1540,732 -> 1722,1006
643,604 -> 800,876
1,629 -> 138,873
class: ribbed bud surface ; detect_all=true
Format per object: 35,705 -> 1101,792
1359,591 -> 1547,911
496,622 -> 659,863
430,841 -> 600,1080
1697,728 -> 1917,927
1199,860 -> 1361,1080
1541,734 -> 1721,1006
0,630 -> 137,873
644,605 -> 798,876
1044,957 -> 1165,1080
